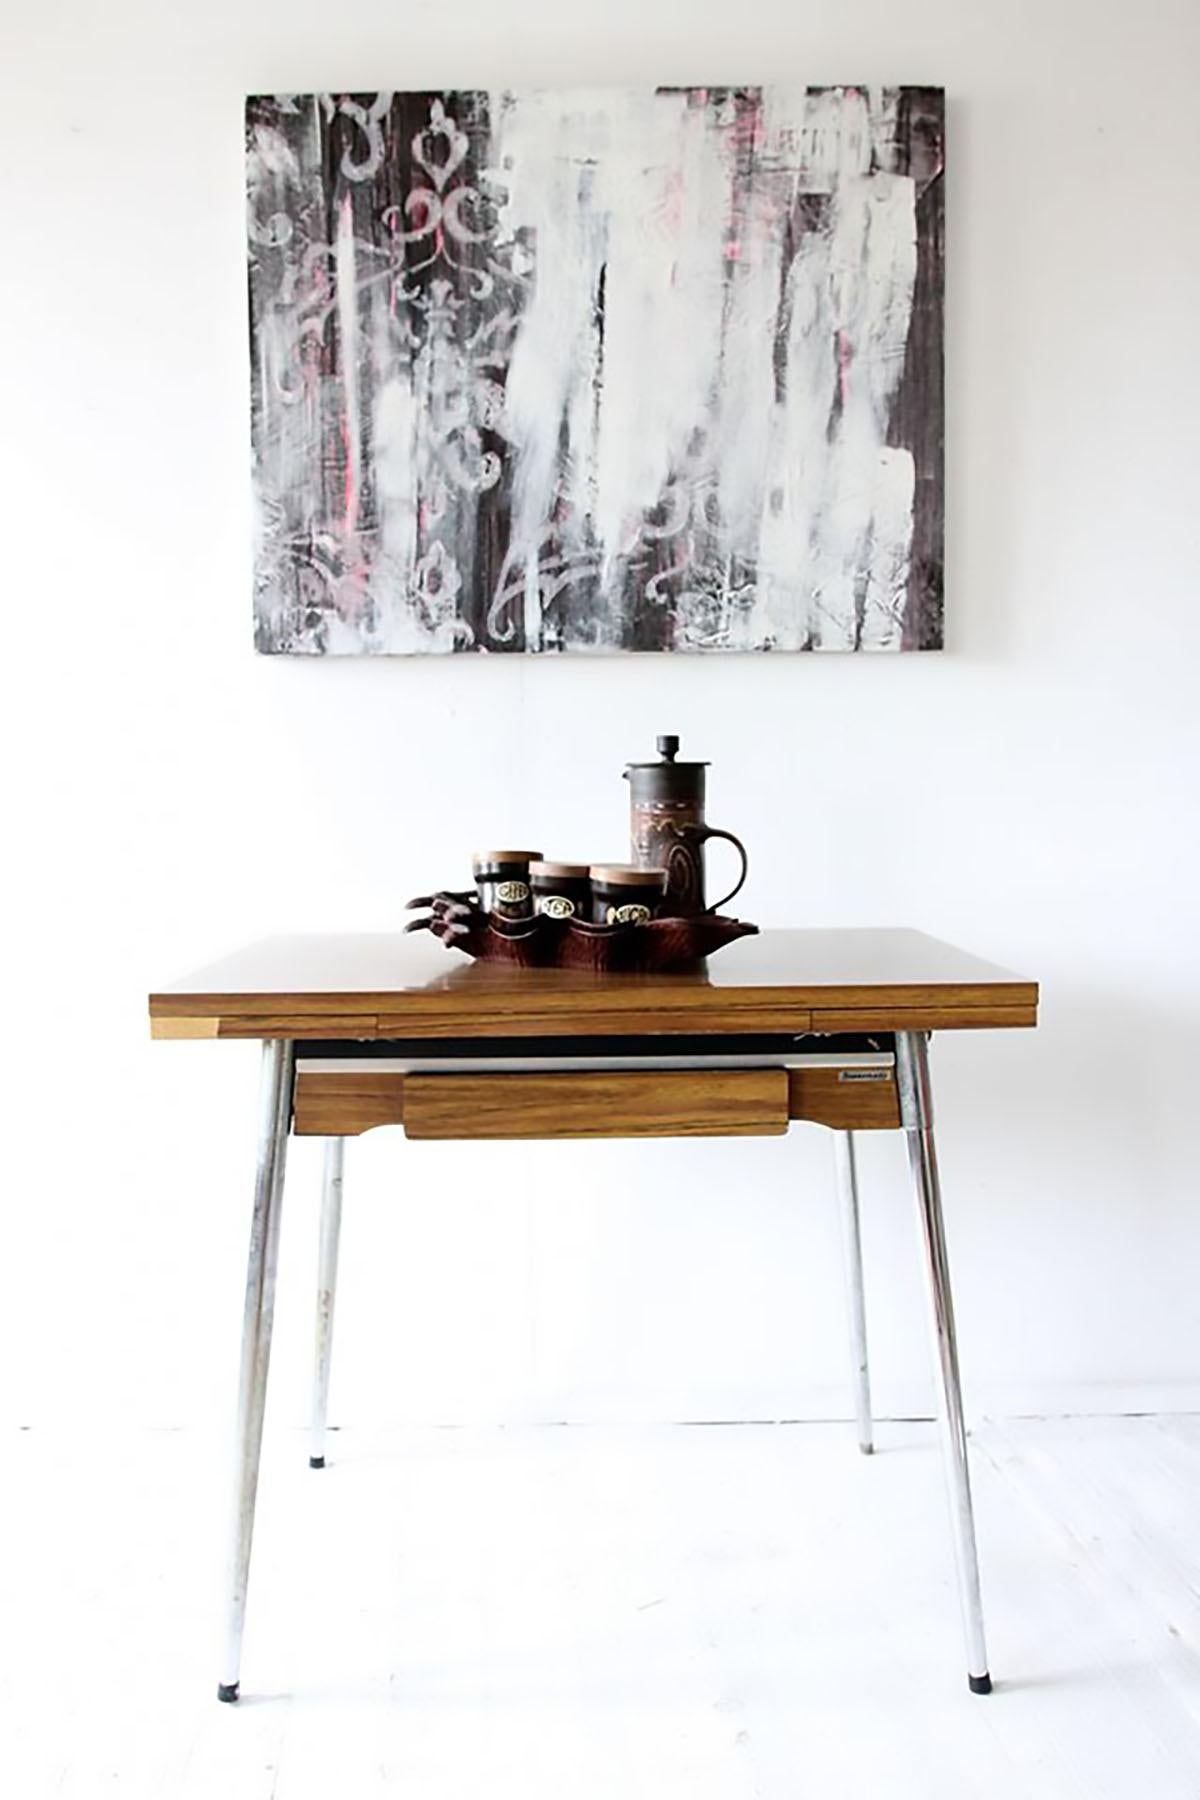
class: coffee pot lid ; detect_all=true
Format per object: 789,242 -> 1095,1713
624,734 -> 709,773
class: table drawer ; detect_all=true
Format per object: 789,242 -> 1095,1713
291,1053 -> 900,1138
401,1069 -> 790,1139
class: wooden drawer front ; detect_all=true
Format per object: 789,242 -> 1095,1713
403,1069 -> 790,1140
787,1066 -> 900,1130
294,1063 -> 898,1138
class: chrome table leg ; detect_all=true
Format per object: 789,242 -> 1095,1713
895,1031 -> 992,1695
218,1038 -> 295,1704
309,1137 -> 345,1470
832,1130 -> 873,1455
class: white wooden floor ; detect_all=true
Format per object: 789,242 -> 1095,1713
4,1415 -> 1200,1798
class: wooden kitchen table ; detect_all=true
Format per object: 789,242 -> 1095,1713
149,928 -> 1038,1702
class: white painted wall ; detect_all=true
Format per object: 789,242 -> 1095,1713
3,0 -> 1198,1432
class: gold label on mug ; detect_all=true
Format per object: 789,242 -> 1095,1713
607,902 -> 651,925
537,895 -> 576,919
496,880 -> 530,904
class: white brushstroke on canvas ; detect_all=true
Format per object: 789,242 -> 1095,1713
492,85 -> 918,650
493,90 -> 729,631
370,375 -> 420,638
247,118 -> 325,647
334,194 -> 361,535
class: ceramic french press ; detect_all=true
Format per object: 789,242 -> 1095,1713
624,736 -> 749,916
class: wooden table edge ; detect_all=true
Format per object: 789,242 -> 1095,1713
149,981 -> 1038,1039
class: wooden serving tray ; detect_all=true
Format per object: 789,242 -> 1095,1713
405,891 -> 758,971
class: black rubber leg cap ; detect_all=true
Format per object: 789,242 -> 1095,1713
217,1682 -> 240,1704
969,1673 -> 992,1696
309,1455 -> 325,1470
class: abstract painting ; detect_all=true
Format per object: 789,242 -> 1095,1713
246,87 -> 944,654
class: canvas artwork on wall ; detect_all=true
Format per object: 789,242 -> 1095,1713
246,86 -> 944,655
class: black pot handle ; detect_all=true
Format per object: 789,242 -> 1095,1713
687,825 -> 749,915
